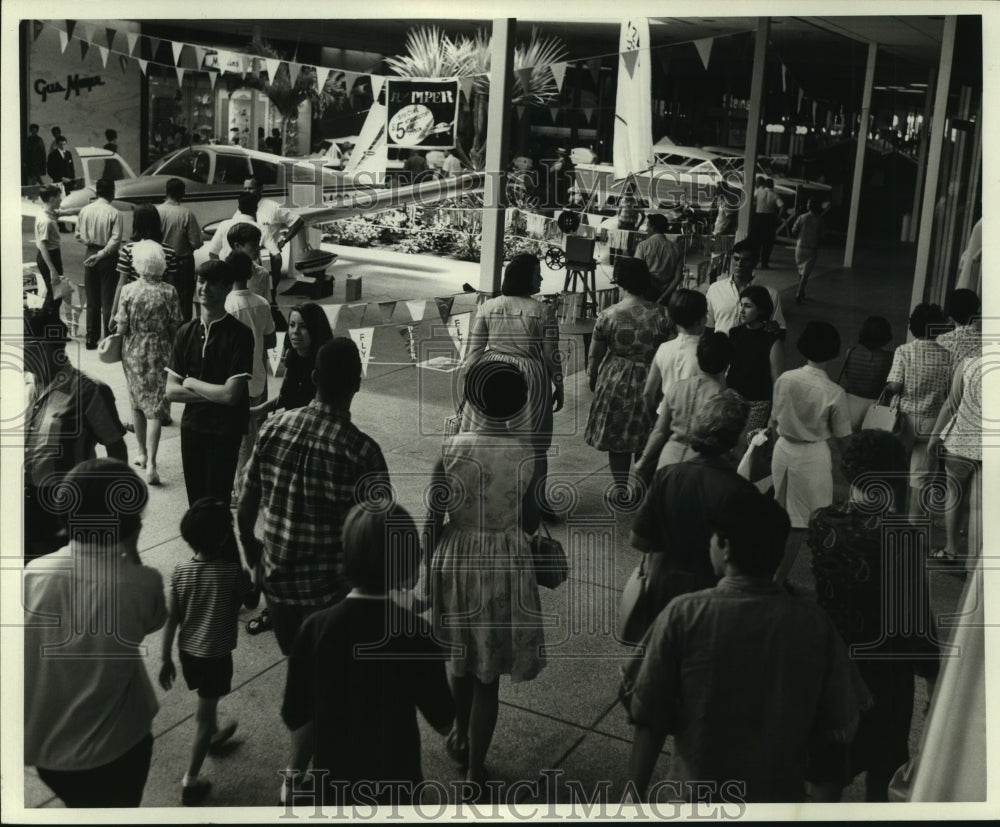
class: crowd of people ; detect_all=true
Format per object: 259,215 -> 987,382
21,175 -> 983,808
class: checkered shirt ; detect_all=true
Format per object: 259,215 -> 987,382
886,339 -> 954,419
242,400 -> 389,605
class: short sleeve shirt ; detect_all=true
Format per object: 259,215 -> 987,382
935,325 -> 981,365
157,202 -> 203,257
772,365 -> 853,442
224,289 -> 276,397
35,210 -> 61,251
886,339 -> 954,419
168,314 -> 254,435
650,332 -> 701,415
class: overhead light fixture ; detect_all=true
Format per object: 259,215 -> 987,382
909,82 -> 929,88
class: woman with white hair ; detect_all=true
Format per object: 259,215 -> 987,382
114,239 -> 182,484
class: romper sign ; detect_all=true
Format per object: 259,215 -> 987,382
384,79 -> 459,149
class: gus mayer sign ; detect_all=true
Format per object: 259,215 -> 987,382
34,73 -> 106,103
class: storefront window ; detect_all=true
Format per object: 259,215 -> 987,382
147,67 -> 216,167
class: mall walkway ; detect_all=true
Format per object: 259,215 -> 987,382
21,235 -> 965,813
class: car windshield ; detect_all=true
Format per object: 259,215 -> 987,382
83,156 -> 130,183
149,149 -> 212,183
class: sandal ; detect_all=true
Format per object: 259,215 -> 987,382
246,608 -> 272,635
445,728 -> 469,768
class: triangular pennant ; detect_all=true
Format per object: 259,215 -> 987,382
118,54 -> 129,74
550,61 -> 567,93
171,40 -> 185,66
349,328 -> 375,377
265,58 -> 281,82
586,58 -> 602,86
516,105 -> 527,121
434,296 -> 455,323
80,40 -> 90,61
105,27 -> 117,51
137,59 -> 148,76
398,326 -> 418,362
126,31 -> 139,56
515,66 -> 533,91
446,312 -> 473,360
80,22 -> 95,43
549,107 -> 560,124
147,37 -> 161,61
98,45 -> 109,68
692,37 -> 714,71
622,49 -> 639,79
458,76 -> 475,103
349,303 -> 369,325
405,299 -> 427,322
193,46 -> 208,69
322,303 -> 342,331
341,70 -> 360,93
58,29 -> 69,53
176,66 -> 185,86
370,75 -> 385,100
267,332 -> 287,376
288,62 -> 302,88
32,20 -> 44,41
65,20 -> 76,41
582,107 -> 594,124
207,69 -> 218,89
378,301 -> 397,323
315,66 -> 333,93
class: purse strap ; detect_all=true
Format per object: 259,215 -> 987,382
874,386 -> 892,408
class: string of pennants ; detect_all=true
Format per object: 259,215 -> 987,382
33,19 -> 757,102
265,286 -> 619,378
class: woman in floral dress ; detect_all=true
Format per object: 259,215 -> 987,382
429,360 -> 545,793
584,257 -> 673,491
114,240 -> 181,485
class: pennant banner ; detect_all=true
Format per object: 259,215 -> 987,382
137,58 -> 148,76
349,303 -> 369,326
693,37 -> 714,71
176,66 -> 185,86
147,37 -> 161,60
118,54 -> 129,74
59,29 -> 69,53
267,333 -> 287,376
457,75 -> 474,103
349,328 -> 375,376
516,105 -> 526,121
98,45 -> 109,68
622,49 -> 639,79
340,70 -> 359,93
288,62 -> 302,88
447,312 -> 473,361
65,20 -> 76,41
549,107 -> 560,124
194,45 -> 208,69
126,31 -> 139,56
80,22 -> 95,44
172,40 -> 185,66
105,27 -> 117,51
80,40 -> 89,61
322,303 -> 342,331
583,107 -> 594,124
515,67 -> 533,91
32,20 -> 44,41
378,301 -> 397,323
434,296 -> 455,323
586,58 -> 602,86
550,62 -> 567,93
371,75 -> 385,100
207,69 -> 218,89
405,299 -> 427,322
315,65 -> 332,92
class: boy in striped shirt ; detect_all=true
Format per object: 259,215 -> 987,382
160,497 -> 258,805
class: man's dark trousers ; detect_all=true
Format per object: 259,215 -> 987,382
84,247 -> 119,344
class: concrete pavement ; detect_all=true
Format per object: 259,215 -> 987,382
18,229 -> 964,814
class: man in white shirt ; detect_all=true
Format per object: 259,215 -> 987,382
206,191 -> 263,264
442,148 -> 463,177
243,178 -> 304,302
76,177 -> 123,347
705,240 -> 786,337
752,178 -> 784,268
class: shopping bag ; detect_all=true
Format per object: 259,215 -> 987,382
737,427 -> 775,493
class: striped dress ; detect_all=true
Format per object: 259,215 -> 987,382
170,557 -> 250,659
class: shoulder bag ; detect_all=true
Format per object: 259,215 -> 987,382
97,333 -> 123,364
617,556 -> 649,645
861,387 -> 901,434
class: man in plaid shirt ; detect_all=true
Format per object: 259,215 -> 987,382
237,337 -> 389,655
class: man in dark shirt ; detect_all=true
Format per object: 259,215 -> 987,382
281,503 -> 453,807
166,260 -> 253,506
24,123 -> 47,185
46,135 -> 76,193
23,308 -> 127,561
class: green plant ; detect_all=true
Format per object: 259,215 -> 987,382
319,216 -> 380,247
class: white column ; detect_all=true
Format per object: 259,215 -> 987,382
843,42 -> 877,269
911,16 -> 957,310
738,18 -> 769,241
479,19 -> 516,294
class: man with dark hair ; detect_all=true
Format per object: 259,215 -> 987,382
634,213 -> 683,302
158,177 -> 204,322
243,177 -> 304,302
46,133 -> 75,192
205,191 -> 262,262
24,123 -> 47,185
626,490 -> 870,804
238,337 -> 390,655
704,239 -> 786,336
937,288 -> 981,363
76,177 -> 123,347
103,128 -> 118,153
24,457 -> 165,808
23,309 -> 128,561
166,260 -> 253,506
